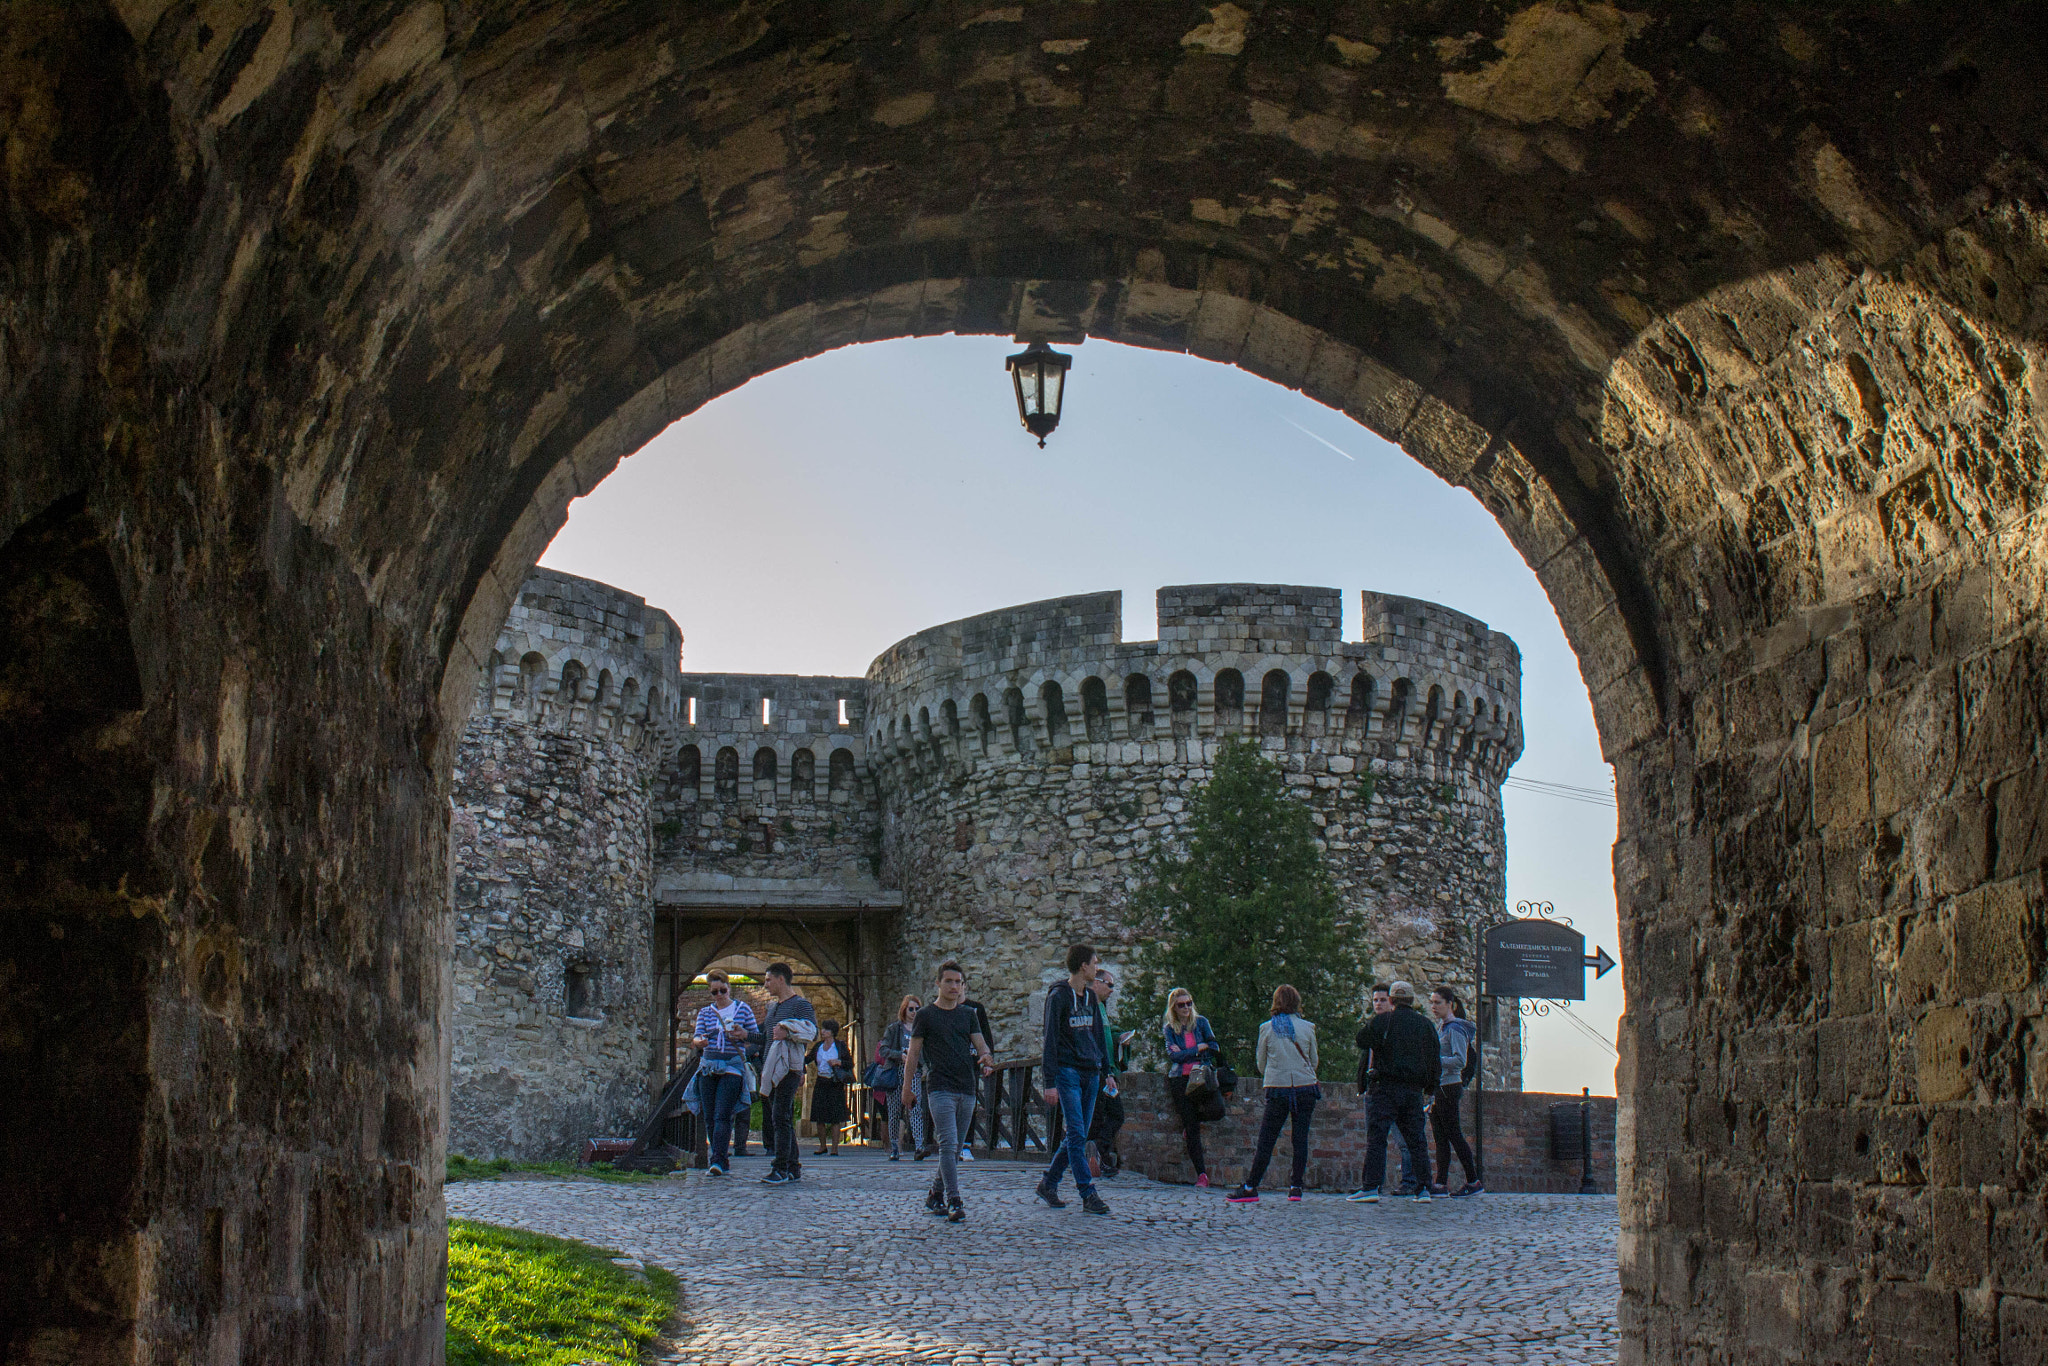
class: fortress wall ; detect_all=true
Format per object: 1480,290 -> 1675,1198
449,571 -> 680,1158
864,585 -> 1524,1082
655,672 -> 882,890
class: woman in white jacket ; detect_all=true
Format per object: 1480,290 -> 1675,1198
1226,984 -> 1321,1204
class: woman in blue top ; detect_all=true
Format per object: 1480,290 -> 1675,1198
1161,988 -> 1220,1187
1429,986 -> 1482,1196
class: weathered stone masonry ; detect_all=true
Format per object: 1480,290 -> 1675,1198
448,570 -> 681,1158
863,583 -> 1526,1076
450,577 -> 1526,1160
11,3 -> 2046,1362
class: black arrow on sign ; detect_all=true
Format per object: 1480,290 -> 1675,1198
1584,946 -> 1617,979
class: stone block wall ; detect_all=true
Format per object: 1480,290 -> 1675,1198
654,671 -> 881,890
863,584 -> 1525,1079
1115,1072 -> 1615,1195
449,570 -> 681,1159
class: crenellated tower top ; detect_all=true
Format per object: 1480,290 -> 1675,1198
863,583 -> 1521,792
472,569 -> 684,754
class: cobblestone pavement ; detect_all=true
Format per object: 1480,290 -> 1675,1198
448,1152 -> 1619,1365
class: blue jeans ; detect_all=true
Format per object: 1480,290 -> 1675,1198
702,1067 -> 747,1169
1042,1066 -> 1099,1197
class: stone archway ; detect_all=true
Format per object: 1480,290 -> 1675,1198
4,3 -> 2045,1362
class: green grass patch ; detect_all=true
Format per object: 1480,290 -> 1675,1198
447,1219 -> 677,1366
447,1154 -> 666,1185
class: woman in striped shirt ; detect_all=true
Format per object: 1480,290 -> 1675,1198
692,971 -> 758,1175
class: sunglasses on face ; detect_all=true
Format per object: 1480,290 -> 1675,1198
710,987 -> 730,995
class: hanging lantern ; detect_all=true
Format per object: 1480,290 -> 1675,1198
1005,339 -> 1073,448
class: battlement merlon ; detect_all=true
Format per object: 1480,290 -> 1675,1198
1156,584 -> 1343,653
473,568 -> 685,750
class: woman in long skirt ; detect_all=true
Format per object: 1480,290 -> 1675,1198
807,1021 -> 853,1155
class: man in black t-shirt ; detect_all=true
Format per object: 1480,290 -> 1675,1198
902,961 -> 994,1222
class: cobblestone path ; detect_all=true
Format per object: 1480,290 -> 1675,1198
448,1154 -> 1619,1365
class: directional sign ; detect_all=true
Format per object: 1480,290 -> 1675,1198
1484,918 -> 1587,999
1586,946 -> 1617,980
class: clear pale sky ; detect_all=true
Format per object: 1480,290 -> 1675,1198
541,335 -> 1623,1095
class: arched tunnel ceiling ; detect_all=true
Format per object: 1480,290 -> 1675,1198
11,0 -> 2043,759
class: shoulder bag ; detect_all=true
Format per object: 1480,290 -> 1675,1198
1280,1030 -> 1323,1101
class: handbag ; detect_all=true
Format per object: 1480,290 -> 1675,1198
872,1062 -> 902,1090
1214,1059 -> 1238,1093
1195,1087 -> 1227,1123
1183,1062 -> 1219,1102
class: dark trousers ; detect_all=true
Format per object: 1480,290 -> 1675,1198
703,1069 -> 747,1170
764,1073 -> 802,1176
1364,1083 -> 1431,1191
1243,1085 -> 1318,1189
1432,1082 -> 1478,1184
1087,1087 -> 1125,1157
1165,1073 -> 1207,1176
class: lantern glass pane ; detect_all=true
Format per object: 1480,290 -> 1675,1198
1043,365 -> 1064,418
1017,364 -> 1044,415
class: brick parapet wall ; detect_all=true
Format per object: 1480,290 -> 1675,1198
1115,1072 -> 1614,1195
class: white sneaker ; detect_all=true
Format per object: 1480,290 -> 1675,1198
960,1147 -> 974,1162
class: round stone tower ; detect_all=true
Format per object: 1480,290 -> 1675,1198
863,584 -> 1524,1082
449,569 -> 682,1158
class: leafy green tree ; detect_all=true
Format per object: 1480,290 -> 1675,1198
1126,738 -> 1371,1079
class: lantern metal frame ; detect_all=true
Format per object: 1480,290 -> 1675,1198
1004,339 -> 1074,448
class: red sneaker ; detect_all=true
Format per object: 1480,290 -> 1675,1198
1196,1174 -> 1210,1189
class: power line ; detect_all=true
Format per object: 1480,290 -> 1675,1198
1542,1000 -> 1618,1055
1503,775 -> 1617,808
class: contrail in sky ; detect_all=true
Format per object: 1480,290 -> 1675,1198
1283,416 -> 1355,460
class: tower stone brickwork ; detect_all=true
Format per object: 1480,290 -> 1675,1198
448,570 -> 682,1158
450,574 -> 1525,1157
863,584 -> 1525,1073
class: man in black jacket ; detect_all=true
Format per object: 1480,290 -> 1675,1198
1347,980 -> 1438,1204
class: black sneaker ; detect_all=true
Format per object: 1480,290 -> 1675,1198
925,1189 -> 948,1216
760,1170 -> 791,1185
1034,1178 -> 1067,1208
946,1198 -> 966,1224
1081,1192 -> 1110,1216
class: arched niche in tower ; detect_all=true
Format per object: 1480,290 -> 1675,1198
1080,677 -> 1109,743
1258,669 -> 1290,738
1213,669 -> 1245,734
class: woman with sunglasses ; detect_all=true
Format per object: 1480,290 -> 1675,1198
1161,987 -> 1220,1187
691,971 -> 758,1175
